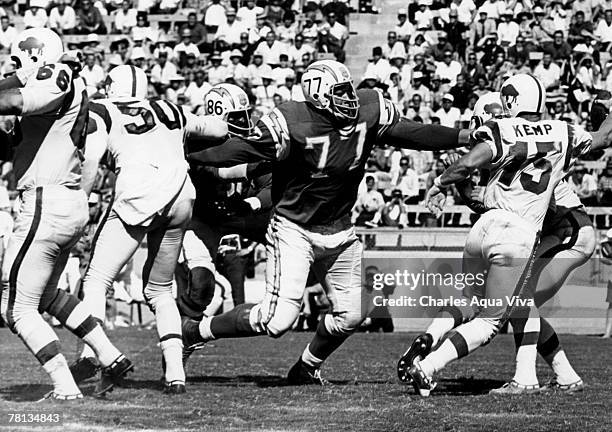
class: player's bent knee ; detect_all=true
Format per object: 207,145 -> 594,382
263,310 -> 300,338
144,284 -> 174,309
189,266 -> 215,307
576,226 -> 596,258
324,311 -> 363,337
473,317 -> 501,346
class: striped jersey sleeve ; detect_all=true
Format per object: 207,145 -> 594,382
375,90 -> 400,138
259,107 -> 291,160
475,120 -> 505,165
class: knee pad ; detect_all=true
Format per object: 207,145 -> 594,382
323,311 -> 364,337
144,286 -> 174,311
262,308 -> 300,338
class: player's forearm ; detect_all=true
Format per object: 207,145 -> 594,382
188,137 -> 276,167
384,118 -> 468,150
438,142 -> 493,188
591,111 -> 612,150
0,89 -> 24,115
185,113 -> 229,139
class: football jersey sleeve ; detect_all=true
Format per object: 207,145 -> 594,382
81,108 -> 110,195
181,107 -> 229,139
474,120 -> 506,166
259,107 -> 291,160
567,123 -> 593,164
18,63 -> 72,115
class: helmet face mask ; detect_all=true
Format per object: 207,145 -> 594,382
329,81 -> 359,121
226,108 -> 254,137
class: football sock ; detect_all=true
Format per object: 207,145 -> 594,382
420,318 -> 498,377
301,317 -> 348,369
510,308 -> 540,386
203,303 -> 261,340
44,289 -> 120,366
151,294 -> 185,384
426,306 -> 464,346
538,318 -> 580,384
42,353 -> 81,396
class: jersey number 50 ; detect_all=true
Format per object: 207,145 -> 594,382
114,100 -> 182,134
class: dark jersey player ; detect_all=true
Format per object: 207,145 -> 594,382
184,59 -> 472,384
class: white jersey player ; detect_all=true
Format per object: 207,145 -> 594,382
0,28 -> 132,401
407,74 -> 612,397
73,65 -> 227,395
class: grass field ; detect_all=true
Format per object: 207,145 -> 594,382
0,328 -> 610,431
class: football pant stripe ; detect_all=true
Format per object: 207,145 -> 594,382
34,340 -> 62,366
130,65 -> 137,97
82,194 -> 115,288
564,123 -> 574,171
6,187 -> 43,331
265,216 -> 282,324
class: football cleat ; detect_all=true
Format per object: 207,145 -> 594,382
163,381 -> 186,395
37,391 -> 83,403
69,356 -> 100,383
489,380 -> 541,395
181,317 -> 206,350
93,355 -> 134,398
397,333 -> 433,384
287,359 -> 330,386
541,378 -> 584,393
182,342 -> 206,366
407,361 -> 437,397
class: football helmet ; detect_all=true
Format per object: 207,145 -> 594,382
470,92 -> 504,129
500,73 -> 546,117
301,59 -> 359,121
204,83 -> 254,137
105,65 -> 148,99
11,28 -> 64,70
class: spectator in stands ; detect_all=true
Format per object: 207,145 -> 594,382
174,28 -> 201,66
277,11 -> 298,47
276,73 -> 305,102
228,49 -> 249,87
180,12 -> 207,49
460,52 -> 485,86
415,1 -> 434,31
435,50 -> 462,87
0,16 -> 17,51
24,0 -> 48,29
435,94 -> 461,128
113,0 -> 137,34
49,0 -> 76,35
543,30 -> 573,62
237,0 -> 264,31
271,54 -> 293,85
394,8 -> 414,43
497,9 -> 519,47
382,31 -> 401,59
76,0 -> 107,34
214,8 -> 245,48
301,14 -> 319,48
129,46 -> 147,68
267,0 -> 285,25
390,156 -> 420,225
364,46 -> 391,83
570,164 -> 598,206
569,11 -> 595,46
150,51 -> 177,88
81,50 -> 105,95
430,32 -> 453,62
534,52 -> 561,91
470,9 -> 495,49
256,31 -> 286,67
165,74 -> 185,104
204,0 -> 227,33
207,51 -> 228,85
595,9 -> 612,49
253,66 -> 277,113
249,12 -> 273,45
289,34 -> 313,69
320,11 -> 348,62
131,12 -> 156,43
408,71 -> 432,107
444,9 -> 468,58
352,175 -> 384,226
449,74 -> 471,111
404,93 -> 433,123
377,189 -> 408,228
507,35 -> 531,66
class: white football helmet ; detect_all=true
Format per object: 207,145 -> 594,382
500,73 -> 546,117
11,28 -> 64,70
204,83 -> 254,137
470,92 -> 504,129
301,59 -> 359,121
105,65 -> 148,99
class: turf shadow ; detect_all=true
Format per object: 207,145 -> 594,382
185,374 -> 353,388
435,377 -> 507,395
0,384 -> 52,402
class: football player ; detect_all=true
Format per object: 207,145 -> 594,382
71,65 -> 227,395
407,74 -> 612,397
0,28 -> 131,400
184,59 -> 472,384
177,83 -> 273,364
398,92 -> 595,394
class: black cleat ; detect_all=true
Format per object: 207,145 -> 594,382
408,361 -> 437,397
397,333 -> 433,384
69,357 -> 99,383
93,355 -> 134,398
287,359 -> 330,386
181,317 -> 206,350
163,381 -> 186,395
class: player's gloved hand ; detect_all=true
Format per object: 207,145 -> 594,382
470,186 -> 485,203
425,185 -> 446,218
244,197 -> 262,212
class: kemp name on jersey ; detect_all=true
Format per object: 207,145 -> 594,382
477,117 -> 592,228
189,89 -> 462,225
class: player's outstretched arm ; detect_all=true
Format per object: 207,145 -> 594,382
383,117 -> 472,150
184,111 -> 229,139
437,142 -> 493,187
